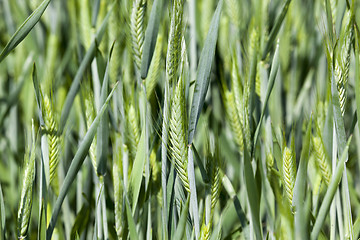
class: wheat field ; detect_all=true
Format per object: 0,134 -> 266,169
0,0 -> 360,239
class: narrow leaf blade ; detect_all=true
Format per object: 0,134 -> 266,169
188,0 -> 223,144
140,0 -> 163,79
0,0 -> 52,63
129,128 -> 146,213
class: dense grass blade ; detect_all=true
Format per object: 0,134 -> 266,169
173,196 -> 190,240
70,203 -> 90,239
0,184 -> 5,239
243,144 -> 262,240
0,55 -> 33,127
191,144 -> 210,183
58,8 -> 112,134
221,173 -> 248,229
261,0 -> 291,60
129,127 -> 146,214
188,0 -> 223,144
46,83 -> 118,239
253,40 -> 280,155
293,117 -> 312,239
311,137 -> 352,240
125,197 -> 139,240
96,42 -> 115,176
140,0 -> 163,79
0,0 -> 52,63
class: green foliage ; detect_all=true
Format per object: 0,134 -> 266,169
0,0 -> 360,239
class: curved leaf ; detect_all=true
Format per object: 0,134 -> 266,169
0,0 -> 52,63
188,0 -> 223,144
140,0 -> 163,79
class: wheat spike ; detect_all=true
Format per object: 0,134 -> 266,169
242,90 -> 251,152
224,90 -> 244,153
330,0 -> 337,27
207,154 -> 221,219
266,152 -> 274,171
225,0 -> 240,28
335,10 -> 353,116
43,95 -> 60,186
199,222 -> 210,240
85,97 -> 97,170
282,147 -> 296,207
169,75 -> 190,192
166,0 -> 184,83
231,58 -> 244,128
17,121 -> 36,239
113,138 -> 123,239
312,136 -> 332,185
130,0 -> 146,69
126,103 -> 140,161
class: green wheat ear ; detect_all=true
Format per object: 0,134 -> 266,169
85,97 -> 97,171
43,95 -> 60,188
169,75 -> 190,192
312,136 -> 331,186
17,121 -> 36,239
223,89 -> 244,153
207,149 -> 221,220
225,0 -> 240,28
335,10 -> 353,116
126,103 -> 140,162
112,136 -> 123,239
130,0 -> 146,69
166,0 -> 184,83
282,146 -> 296,208
199,222 -> 210,240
